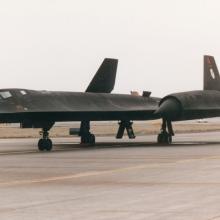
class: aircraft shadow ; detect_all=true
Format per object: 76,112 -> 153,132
1,140 -> 220,157
54,141 -> 220,150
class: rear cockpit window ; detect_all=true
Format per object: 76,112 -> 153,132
0,91 -> 12,99
20,90 -> 27,95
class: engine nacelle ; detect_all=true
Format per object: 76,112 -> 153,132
158,90 -> 220,121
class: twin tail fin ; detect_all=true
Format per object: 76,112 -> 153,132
86,58 -> 118,93
204,55 -> 220,91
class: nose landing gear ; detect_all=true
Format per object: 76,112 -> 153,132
157,118 -> 174,144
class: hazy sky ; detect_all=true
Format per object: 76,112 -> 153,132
0,0 -> 220,97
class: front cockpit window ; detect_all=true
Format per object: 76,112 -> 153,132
0,91 -> 12,99
20,90 -> 27,95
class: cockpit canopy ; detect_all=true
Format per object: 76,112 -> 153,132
0,90 -> 28,99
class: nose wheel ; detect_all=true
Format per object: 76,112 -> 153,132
157,118 -> 174,144
38,129 -> 53,151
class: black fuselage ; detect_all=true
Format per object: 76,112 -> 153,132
0,89 -> 160,126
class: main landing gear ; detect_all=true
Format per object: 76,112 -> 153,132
38,128 -> 53,151
157,118 -> 174,144
81,133 -> 96,145
80,121 -> 95,145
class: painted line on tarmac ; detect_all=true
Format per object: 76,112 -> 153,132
0,164 -> 158,187
0,154 -> 219,187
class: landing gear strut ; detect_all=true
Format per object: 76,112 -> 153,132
157,118 -> 174,144
38,128 -> 53,151
80,121 -> 96,145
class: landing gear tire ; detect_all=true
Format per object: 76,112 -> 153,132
38,139 -> 45,151
45,139 -> 53,151
81,133 -> 95,145
167,135 -> 172,144
157,118 -> 174,144
38,138 -> 53,151
90,134 -> 95,145
157,132 -> 172,144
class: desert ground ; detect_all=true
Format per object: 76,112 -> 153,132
0,119 -> 219,138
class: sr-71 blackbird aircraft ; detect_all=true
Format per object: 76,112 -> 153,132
0,59 -> 161,151
1,55 -> 219,151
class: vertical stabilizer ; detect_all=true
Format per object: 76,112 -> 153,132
204,55 -> 220,90
86,58 -> 118,93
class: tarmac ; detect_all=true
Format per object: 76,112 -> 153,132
1,133 -> 220,219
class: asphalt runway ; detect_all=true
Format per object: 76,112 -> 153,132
1,133 -> 220,219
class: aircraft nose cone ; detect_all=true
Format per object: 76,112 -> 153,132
155,98 -> 181,120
